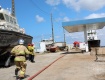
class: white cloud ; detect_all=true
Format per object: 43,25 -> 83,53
63,16 -> 70,22
62,0 -> 80,11
55,16 -> 70,22
35,15 -> 45,23
62,0 -> 105,11
45,0 -> 60,6
85,13 -> 105,19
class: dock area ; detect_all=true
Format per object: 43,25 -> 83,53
1,51 -> 105,80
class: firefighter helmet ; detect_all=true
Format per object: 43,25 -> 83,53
19,39 -> 24,44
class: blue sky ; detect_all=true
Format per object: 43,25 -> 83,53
1,0 -> 105,46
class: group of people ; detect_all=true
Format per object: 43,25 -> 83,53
11,39 -> 35,79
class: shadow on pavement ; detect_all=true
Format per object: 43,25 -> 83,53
13,74 -> 30,80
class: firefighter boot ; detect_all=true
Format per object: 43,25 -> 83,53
15,68 -> 19,76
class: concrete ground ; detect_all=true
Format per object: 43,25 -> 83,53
0,51 -> 105,80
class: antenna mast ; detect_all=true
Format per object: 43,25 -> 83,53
12,0 -> 15,17
51,13 -> 54,43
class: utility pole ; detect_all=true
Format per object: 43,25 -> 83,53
51,13 -> 54,43
12,0 -> 15,16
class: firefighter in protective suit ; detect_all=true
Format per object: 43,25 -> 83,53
11,39 -> 30,79
27,43 -> 35,63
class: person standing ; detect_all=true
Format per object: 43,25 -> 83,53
27,43 -> 35,63
11,39 -> 30,79
27,43 -> 31,60
31,44 -> 35,62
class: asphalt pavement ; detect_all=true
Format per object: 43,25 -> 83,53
1,51 -> 105,80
